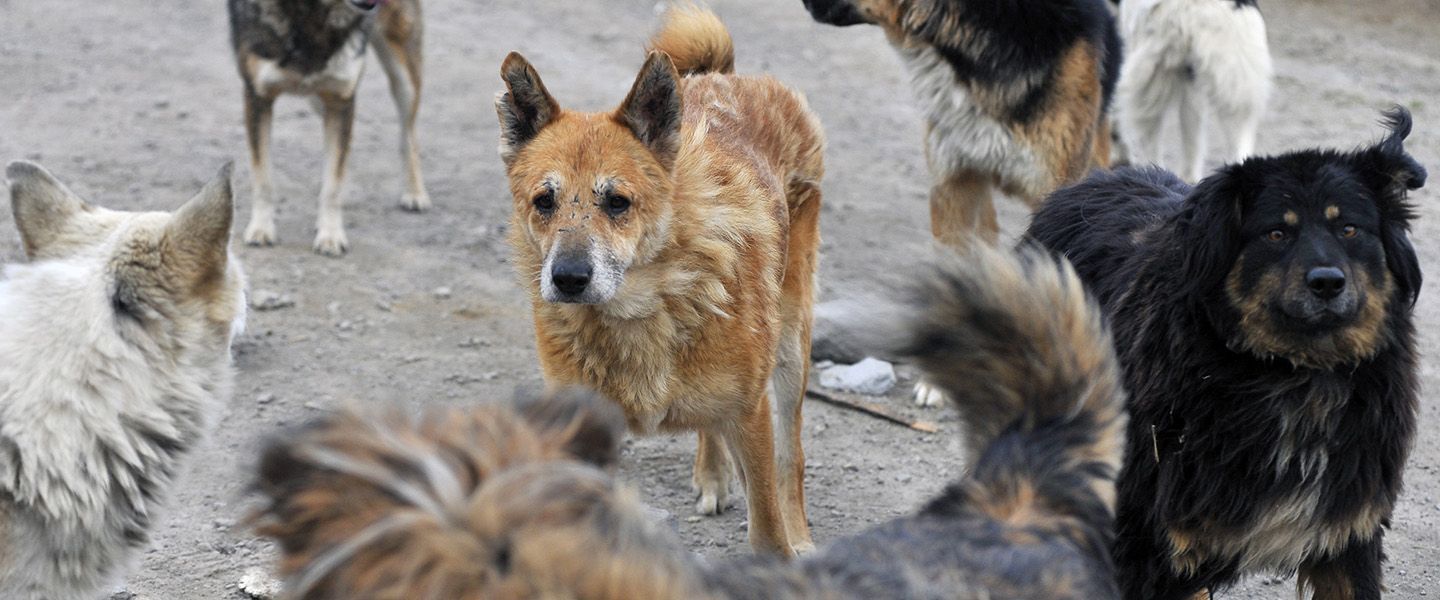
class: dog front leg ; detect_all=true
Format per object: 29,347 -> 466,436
928,168 -> 998,246
722,396 -> 792,557
1299,533 -> 1384,600
373,11 -> 430,212
242,88 -> 279,246
314,93 -> 356,256
692,430 -> 732,515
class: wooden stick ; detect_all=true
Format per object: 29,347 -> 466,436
804,389 -> 939,433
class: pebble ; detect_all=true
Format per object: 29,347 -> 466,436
819,357 -> 897,396
433,286 -> 453,299
255,393 -> 276,405
248,290 -> 295,312
238,567 -> 282,599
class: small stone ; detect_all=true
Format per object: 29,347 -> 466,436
818,357 -> 897,396
432,286 -> 453,299
256,393 -> 276,405
684,515 -> 703,523
238,567 -> 282,599
249,290 -> 295,312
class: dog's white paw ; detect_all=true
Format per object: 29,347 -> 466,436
790,541 -> 817,555
913,380 -> 948,407
400,191 -> 431,212
243,219 -> 277,247
693,481 -> 729,516
312,229 -> 350,257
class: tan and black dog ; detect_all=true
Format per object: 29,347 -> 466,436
801,0 -> 1121,244
229,0 -> 428,256
251,245 -> 1127,600
495,6 -> 824,556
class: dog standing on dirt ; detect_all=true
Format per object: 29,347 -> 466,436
1114,0 -> 1273,182
1027,108 -> 1425,600
496,6 -> 823,556
251,245 -> 1127,599
229,0 -> 429,256
801,0 -> 1121,245
0,162 -> 247,599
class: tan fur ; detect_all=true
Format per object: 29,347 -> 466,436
1225,257 -> 1395,369
646,3 -> 735,76
498,8 -> 822,556
1325,205 -> 1340,220
1299,565 -> 1357,600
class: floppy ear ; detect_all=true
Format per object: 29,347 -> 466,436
495,52 -> 561,166
6,160 -> 90,259
513,387 -> 627,469
615,52 -> 683,170
163,163 -> 234,285
1172,164 -> 1248,302
1354,107 -> 1426,304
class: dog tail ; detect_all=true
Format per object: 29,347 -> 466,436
886,245 -> 1127,533
647,3 -> 735,76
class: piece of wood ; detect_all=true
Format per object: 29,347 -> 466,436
805,389 -> 939,433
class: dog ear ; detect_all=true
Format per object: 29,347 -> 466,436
513,387 -> 627,469
1172,164 -> 1249,301
6,160 -> 91,259
496,52 -> 561,166
1354,107 -> 1425,304
163,163 -> 235,285
616,52 -> 683,170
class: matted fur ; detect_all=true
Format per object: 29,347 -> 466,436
801,0 -> 1120,243
1026,108 -> 1426,600
229,0 -> 429,256
496,5 -> 824,555
0,161 -> 246,599
252,246 -> 1125,599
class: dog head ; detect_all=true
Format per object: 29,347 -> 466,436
253,389 -> 704,599
1173,108 -> 1425,368
495,52 -> 683,306
6,161 -> 247,347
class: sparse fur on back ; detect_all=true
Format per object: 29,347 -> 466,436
0,162 -> 246,599
1026,108 -> 1425,600
647,4 -> 736,75
252,246 -> 1126,599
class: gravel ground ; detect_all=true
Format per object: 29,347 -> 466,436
1,0 -> 1437,597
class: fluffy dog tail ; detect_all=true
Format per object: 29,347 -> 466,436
250,390 -> 708,600
888,245 -> 1127,533
647,4 -> 735,76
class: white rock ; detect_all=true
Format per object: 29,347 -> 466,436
818,357 -> 896,396
238,567 -> 282,599
248,290 -> 295,311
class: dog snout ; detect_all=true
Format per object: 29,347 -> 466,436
802,0 -> 869,26
552,257 -> 593,297
1306,266 -> 1346,300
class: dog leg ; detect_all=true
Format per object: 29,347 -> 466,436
1178,87 -> 1208,182
242,88 -> 279,246
1116,47 -> 1177,171
772,180 -> 820,553
723,396 -> 791,557
929,168 -> 997,246
1299,534 -> 1383,600
692,430 -> 732,515
314,93 -> 356,256
373,6 -> 430,212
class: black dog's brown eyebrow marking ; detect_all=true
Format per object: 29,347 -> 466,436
1325,206 -> 1340,220
1284,210 -> 1299,226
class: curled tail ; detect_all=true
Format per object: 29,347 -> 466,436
889,245 -> 1127,529
647,4 -> 735,76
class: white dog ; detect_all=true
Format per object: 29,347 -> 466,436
0,162 -> 246,599
1115,0 -> 1273,181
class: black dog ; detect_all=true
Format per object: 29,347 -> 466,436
1026,108 -> 1425,600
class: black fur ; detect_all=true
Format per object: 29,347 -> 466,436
228,0 -> 369,75
1025,108 -> 1424,599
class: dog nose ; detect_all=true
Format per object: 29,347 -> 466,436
1306,267 -> 1346,299
552,259 -> 592,296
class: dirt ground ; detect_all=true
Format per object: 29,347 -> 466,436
2,0 -> 1439,597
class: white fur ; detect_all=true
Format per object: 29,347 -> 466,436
1116,0 -> 1273,182
0,229 -> 244,599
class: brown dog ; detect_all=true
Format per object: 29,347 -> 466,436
495,6 -> 823,556
251,245 -> 1126,599
228,0 -> 429,256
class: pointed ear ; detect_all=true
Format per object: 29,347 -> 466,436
495,52 -> 561,166
164,163 -> 235,282
1369,106 -> 1427,193
616,52 -> 683,170
1355,107 -> 1426,305
7,161 -> 90,259
1173,164 -> 1249,302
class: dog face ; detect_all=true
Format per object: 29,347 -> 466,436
495,52 -> 683,306
6,161 -> 247,346
1176,109 -> 1425,367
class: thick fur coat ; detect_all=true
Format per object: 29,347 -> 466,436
0,163 -> 246,599
1026,108 -> 1425,600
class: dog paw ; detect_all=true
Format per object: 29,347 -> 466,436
790,541 -> 817,555
243,220 -> 277,246
400,191 -> 431,212
913,380 -> 947,407
312,230 -> 350,257
693,481 -> 730,516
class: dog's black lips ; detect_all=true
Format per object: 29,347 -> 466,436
349,0 -> 381,12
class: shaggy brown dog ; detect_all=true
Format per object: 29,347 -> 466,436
251,245 -> 1126,599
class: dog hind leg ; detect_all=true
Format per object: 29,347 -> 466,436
1178,85 -> 1208,182
928,168 -> 998,247
314,92 -> 356,256
373,4 -> 430,212
242,88 -> 279,246
771,179 -> 820,553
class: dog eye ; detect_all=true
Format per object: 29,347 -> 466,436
532,191 -> 556,214
605,194 -> 631,217
1341,224 -> 1358,239
1266,229 -> 1287,242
